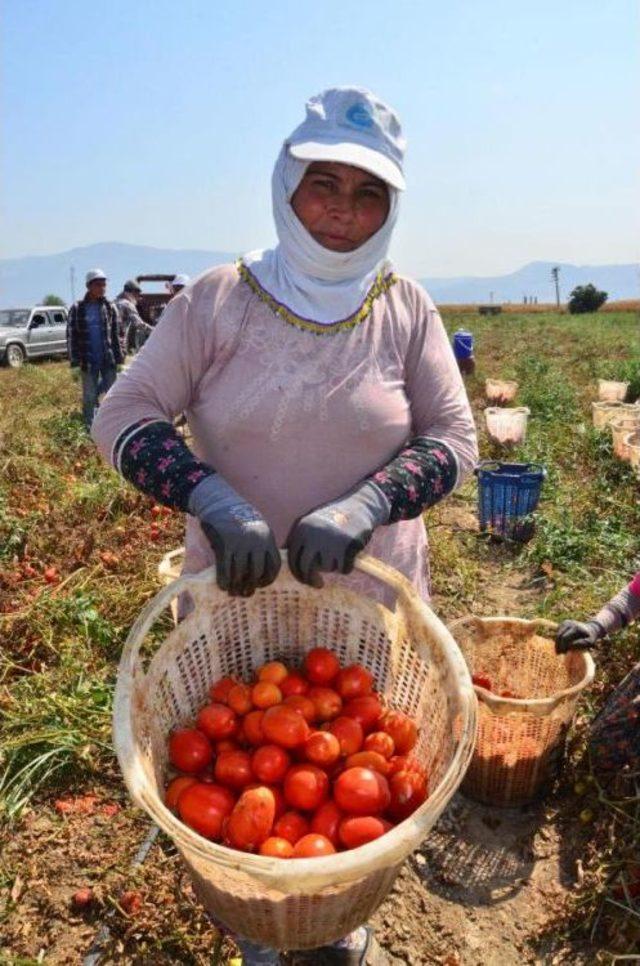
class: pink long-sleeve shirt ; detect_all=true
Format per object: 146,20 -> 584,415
92,264 -> 478,601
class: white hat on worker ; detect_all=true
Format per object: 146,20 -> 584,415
172,274 -> 190,287
287,87 -> 406,191
85,268 -> 107,285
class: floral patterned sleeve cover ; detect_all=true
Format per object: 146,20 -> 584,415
369,436 -> 458,522
113,418 -> 215,512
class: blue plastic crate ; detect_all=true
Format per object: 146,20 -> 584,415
475,461 -> 546,542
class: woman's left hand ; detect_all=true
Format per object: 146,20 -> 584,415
286,482 -> 389,587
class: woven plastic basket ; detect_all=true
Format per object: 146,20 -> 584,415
598,379 -> 629,403
485,379 -> 519,405
591,401 -> 637,430
114,554 -> 477,950
611,412 -> 640,460
448,616 -> 594,807
484,407 -> 531,446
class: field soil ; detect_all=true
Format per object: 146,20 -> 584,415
2,306 -> 638,964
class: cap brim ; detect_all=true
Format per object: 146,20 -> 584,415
289,140 -> 405,191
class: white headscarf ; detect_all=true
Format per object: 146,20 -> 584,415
242,147 -> 399,325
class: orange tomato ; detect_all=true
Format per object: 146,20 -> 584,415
327,716 -> 364,756
303,648 -> 340,685
345,750 -> 390,775
364,732 -> 395,759
307,687 -> 342,721
273,810 -> 310,845
227,684 -> 253,715
225,786 -> 275,851
304,731 -> 341,767
262,705 -> 310,749
165,775 -> 197,812
334,664 -> 373,700
257,661 -> 289,686
292,833 -> 336,857
251,682 -> 282,709
380,710 -> 418,754
259,836 -> 294,858
283,764 -> 329,811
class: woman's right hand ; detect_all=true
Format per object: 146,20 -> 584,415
555,620 -> 602,654
189,476 -> 280,596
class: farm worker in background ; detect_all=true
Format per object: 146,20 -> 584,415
115,279 -> 147,354
556,571 -> 640,773
67,269 -> 124,430
92,88 -> 478,961
168,273 -> 190,298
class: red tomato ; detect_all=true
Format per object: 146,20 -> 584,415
304,648 -> 340,685
196,703 -> 238,741
168,728 -> 213,774
335,664 -> 373,700
304,731 -> 341,767
227,683 -> 253,715
209,676 -> 237,703
280,672 -> 309,698
387,770 -> 428,821
310,800 -> 343,847
307,687 -> 342,721
259,836 -> 294,858
345,750 -> 390,775
214,750 -> 253,790
387,755 -> 427,781
247,782 -> 286,819
177,782 -> 234,840
364,732 -> 395,759
242,710 -> 266,746
165,775 -> 197,811
225,786 -> 275,851
334,767 -> 390,816
293,833 -> 336,857
339,815 -> 391,849
257,661 -> 289,686
472,674 -> 493,692
327,717 -> 364,756
273,810 -> 310,845
252,682 -> 283,709
284,764 -> 329,811
380,710 -> 418,754
262,705 -> 310,749
251,744 -> 291,784
284,695 -> 317,723
343,695 -> 382,733
215,738 -> 240,754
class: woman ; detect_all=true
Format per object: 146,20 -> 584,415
92,87 -> 478,965
556,571 -> 640,774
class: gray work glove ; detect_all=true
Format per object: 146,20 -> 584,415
286,481 -> 390,588
555,620 -> 603,654
188,475 -> 281,596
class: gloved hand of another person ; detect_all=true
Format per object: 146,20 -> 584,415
286,482 -> 390,588
555,619 -> 603,654
188,475 -> 280,596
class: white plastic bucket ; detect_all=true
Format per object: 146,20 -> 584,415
484,407 -> 531,446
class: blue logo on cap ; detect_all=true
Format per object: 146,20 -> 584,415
345,102 -> 374,129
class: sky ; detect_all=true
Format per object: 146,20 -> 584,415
2,0 -> 638,277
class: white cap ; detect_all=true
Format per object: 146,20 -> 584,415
172,274 -> 190,288
85,268 -> 107,285
287,87 -> 406,191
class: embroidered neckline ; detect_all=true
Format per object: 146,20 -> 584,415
237,260 -> 396,336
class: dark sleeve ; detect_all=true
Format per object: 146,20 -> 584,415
368,435 -> 459,523
67,305 -> 79,366
114,418 -> 215,511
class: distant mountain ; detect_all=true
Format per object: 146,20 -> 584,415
0,242 -> 235,305
420,260 -> 639,305
0,243 -> 637,306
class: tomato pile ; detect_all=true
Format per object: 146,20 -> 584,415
472,673 -> 518,699
164,648 -> 428,857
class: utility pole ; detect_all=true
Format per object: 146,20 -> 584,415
551,266 -> 560,308
70,266 -> 76,304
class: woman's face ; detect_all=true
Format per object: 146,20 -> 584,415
291,161 -> 390,252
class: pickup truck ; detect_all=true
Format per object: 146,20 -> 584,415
0,306 -> 69,368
